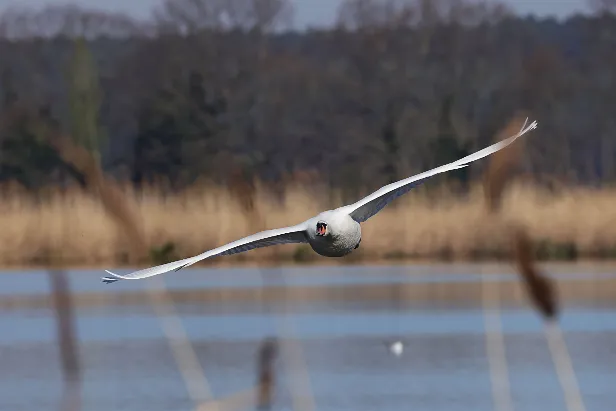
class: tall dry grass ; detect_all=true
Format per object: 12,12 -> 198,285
0,181 -> 615,267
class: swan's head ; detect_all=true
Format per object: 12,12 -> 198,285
315,221 -> 328,236
310,211 -> 357,240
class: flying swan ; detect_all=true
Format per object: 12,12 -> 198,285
102,119 -> 538,284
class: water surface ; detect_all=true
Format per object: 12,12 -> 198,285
0,266 -> 614,411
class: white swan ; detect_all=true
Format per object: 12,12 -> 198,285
102,119 -> 537,284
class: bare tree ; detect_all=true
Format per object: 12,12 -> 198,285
336,0 -> 510,30
153,0 -> 226,33
588,0 -> 616,14
336,0 -> 415,29
225,0 -> 294,31
0,5 -> 147,39
444,0 -> 511,25
153,0 -> 293,34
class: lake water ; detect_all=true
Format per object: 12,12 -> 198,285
0,265 -> 615,411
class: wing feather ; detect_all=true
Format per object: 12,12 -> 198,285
102,224 -> 308,283
341,119 -> 538,223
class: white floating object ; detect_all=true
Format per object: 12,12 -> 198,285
389,341 -> 404,356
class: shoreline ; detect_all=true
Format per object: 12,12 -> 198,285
0,257 -> 616,275
2,258 -> 616,273
2,274 -> 616,310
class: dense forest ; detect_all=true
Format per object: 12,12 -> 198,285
0,0 -> 615,197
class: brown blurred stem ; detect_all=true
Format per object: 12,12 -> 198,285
49,134 -> 148,258
482,113 -> 559,319
48,268 -> 82,411
483,113 -> 528,214
256,338 -> 278,410
229,165 -> 264,233
510,224 -> 558,319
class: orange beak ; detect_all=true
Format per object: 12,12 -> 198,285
316,223 -> 327,236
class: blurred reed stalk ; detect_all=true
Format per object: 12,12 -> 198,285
256,338 -> 278,410
241,171 -> 315,411
229,166 -> 264,233
482,113 -> 584,411
48,268 -> 81,411
0,108 -> 84,411
50,120 -> 284,411
49,134 -> 148,257
271,275 -> 317,411
45,38 -> 92,410
52,132 -> 221,409
47,157 -> 82,411
480,114 -> 527,411
482,113 -> 558,319
509,223 -> 557,318
189,338 -> 279,411
62,38 -> 219,409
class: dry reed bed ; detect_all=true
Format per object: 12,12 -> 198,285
0,182 -> 615,267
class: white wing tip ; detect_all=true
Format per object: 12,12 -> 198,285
101,270 -> 121,284
520,118 -> 538,135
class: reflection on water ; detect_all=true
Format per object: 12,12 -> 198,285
0,266 -> 615,411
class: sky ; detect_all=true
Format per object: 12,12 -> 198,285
0,0 -> 595,28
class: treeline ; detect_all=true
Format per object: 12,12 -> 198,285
0,0 -> 615,198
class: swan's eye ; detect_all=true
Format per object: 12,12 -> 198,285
316,222 -> 327,236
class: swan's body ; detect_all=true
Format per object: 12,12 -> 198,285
305,211 -> 361,257
102,119 -> 537,284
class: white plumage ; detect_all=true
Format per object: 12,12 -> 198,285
102,119 -> 537,284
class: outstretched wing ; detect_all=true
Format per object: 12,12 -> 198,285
341,119 -> 538,223
102,224 -> 308,283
